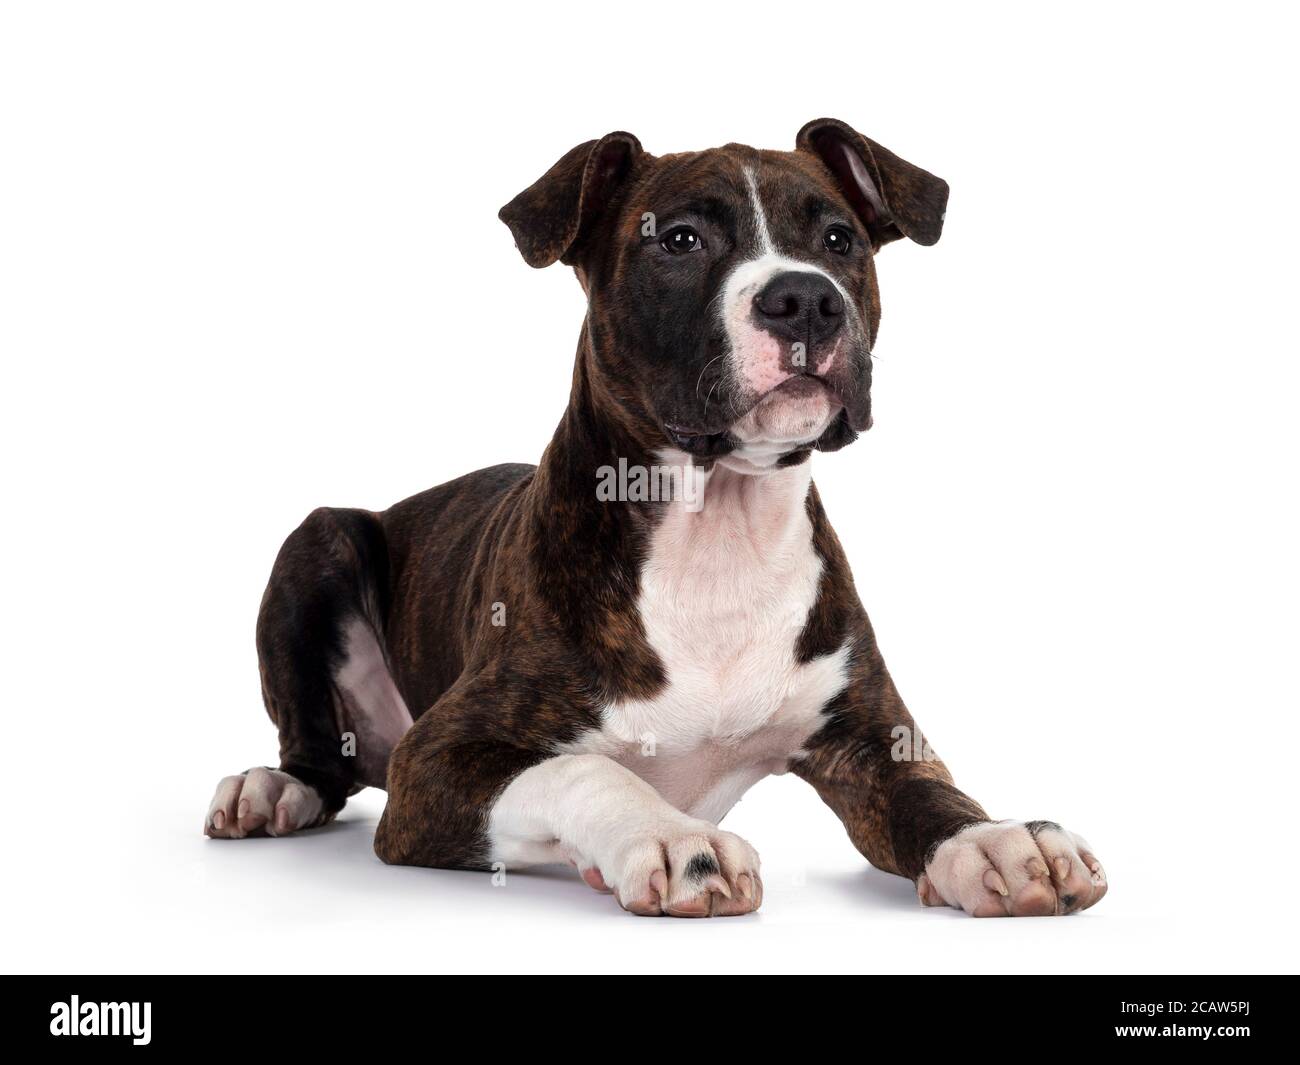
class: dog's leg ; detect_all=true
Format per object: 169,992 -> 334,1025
374,686 -> 761,917
792,635 -> 1107,916
205,507 -> 413,839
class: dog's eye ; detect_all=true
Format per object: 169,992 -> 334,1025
823,225 -> 852,255
660,227 -> 703,254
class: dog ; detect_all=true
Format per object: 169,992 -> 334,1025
206,119 -> 1108,918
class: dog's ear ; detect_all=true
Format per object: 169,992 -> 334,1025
499,132 -> 643,268
796,118 -> 948,249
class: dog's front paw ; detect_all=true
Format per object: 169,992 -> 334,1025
585,821 -> 762,918
917,820 -> 1107,917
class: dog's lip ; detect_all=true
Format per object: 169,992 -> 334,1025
766,374 -> 832,400
751,373 -> 841,413
665,376 -> 843,454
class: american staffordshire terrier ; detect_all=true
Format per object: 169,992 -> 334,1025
206,119 -> 1108,918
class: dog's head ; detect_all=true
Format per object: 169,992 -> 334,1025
499,119 -> 948,472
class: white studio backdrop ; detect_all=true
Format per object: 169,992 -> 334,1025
1,1 -> 1296,973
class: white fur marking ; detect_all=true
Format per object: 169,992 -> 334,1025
743,166 -> 776,256
557,460 -> 850,822
723,166 -> 856,424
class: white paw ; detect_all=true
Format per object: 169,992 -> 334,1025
204,767 -> 328,838
581,820 -> 762,918
917,820 -> 1107,917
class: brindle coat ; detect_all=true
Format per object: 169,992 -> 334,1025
255,120 -> 992,883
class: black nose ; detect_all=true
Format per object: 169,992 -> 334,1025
753,271 -> 844,348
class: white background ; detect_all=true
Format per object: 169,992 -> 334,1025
2,1 -> 1297,975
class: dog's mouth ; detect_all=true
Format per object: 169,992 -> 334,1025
664,376 -> 847,457
744,374 -> 830,403
662,423 -> 733,457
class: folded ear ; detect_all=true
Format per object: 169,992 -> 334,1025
498,132 -> 643,268
796,118 -> 948,248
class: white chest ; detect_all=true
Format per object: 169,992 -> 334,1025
565,460 -> 851,822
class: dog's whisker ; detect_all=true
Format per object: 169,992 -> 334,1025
695,353 -> 725,401
703,378 -> 721,421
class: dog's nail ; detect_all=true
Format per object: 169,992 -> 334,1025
917,874 -> 943,906
1027,856 -> 1050,879
1053,857 -> 1071,881
705,876 -> 731,900
211,810 -> 225,831
983,868 -> 1009,897
650,870 -> 668,899
236,799 -> 249,821
737,874 -> 753,901
275,806 -> 290,834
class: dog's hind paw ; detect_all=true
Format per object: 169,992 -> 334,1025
204,767 -> 329,839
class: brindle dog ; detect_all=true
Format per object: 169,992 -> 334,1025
206,119 -> 1108,919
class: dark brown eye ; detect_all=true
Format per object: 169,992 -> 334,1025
660,226 -> 703,254
823,225 -> 852,255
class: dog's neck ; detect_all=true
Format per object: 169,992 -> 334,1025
532,323 -> 812,524
521,324 -> 817,701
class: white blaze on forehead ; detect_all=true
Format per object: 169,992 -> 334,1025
720,165 -> 853,413
743,166 -> 776,256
